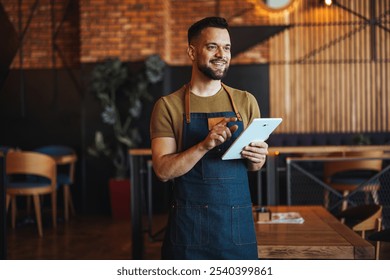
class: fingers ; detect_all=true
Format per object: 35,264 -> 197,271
205,117 -> 238,148
210,124 -> 232,143
241,141 -> 269,163
230,124 -> 238,134
215,117 -> 238,136
247,141 -> 269,150
216,117 -> 237,127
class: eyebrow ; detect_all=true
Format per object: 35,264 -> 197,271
205,42 -> 231,47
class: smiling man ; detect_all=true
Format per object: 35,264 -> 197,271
150,17 -> 268,260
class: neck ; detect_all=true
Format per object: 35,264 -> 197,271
189,78 -> 222,97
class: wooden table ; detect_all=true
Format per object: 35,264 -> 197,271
255,205 -> 375,259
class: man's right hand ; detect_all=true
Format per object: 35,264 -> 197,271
152,117 -> 239,182
201,117 -> 238,150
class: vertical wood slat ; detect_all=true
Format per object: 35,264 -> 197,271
325,5 -> 332,132
267,0 -> 389,133
336,13 -> 342,133
377,0 -> 383,131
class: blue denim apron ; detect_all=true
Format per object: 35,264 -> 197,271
161,84 -> 258,259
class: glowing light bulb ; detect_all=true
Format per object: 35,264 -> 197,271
324,0 -> 333,6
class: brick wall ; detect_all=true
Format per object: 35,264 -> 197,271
2,0 -> 80,69
2,0 -> 276,68
80,0 -> 167,63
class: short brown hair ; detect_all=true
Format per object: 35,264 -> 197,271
187,17 -> 229,45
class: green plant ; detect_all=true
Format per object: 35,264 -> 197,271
88,55 -> 165,178
352,134 -> 371,145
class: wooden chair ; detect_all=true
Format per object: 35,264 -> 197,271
323,150 -> 383,210
368,228 -> 390,260
34,145 -> 77,221
5,151 -> 57,237
337,204 -> 382,259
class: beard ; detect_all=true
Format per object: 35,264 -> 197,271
197,60 -> 229,80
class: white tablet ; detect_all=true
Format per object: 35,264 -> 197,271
221,118 -> 282,160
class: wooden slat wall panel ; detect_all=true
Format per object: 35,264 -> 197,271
265,0 -> 390,133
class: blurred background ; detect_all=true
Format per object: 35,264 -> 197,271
0,0 -> 389,222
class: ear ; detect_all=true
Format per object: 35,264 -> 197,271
187,45 -> 196,61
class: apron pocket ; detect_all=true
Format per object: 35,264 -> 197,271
232,204 -> 257,245
202,157 -> 238,180
170,203 -> 209,246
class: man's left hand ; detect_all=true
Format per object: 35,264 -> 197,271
241,141 -> 268,166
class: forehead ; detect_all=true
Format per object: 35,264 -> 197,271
197,27 -> 231,45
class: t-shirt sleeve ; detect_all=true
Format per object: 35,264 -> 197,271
150,97 -> 175,139
246,92 -> 261,122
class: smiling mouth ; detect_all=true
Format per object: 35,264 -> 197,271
211,60 -> 227,68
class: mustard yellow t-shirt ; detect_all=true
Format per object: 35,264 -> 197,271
150,84 -> 261,152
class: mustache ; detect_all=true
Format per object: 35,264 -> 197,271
210,59 -> 228,64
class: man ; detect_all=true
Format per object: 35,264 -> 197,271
150,17 -> 268,259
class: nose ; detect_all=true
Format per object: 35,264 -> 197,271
215,47 -> 223,57
216,46 -> 228,58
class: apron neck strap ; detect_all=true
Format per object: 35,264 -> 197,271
185,83 -> 242,124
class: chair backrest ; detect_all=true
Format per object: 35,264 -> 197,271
324,150 -> 383,181
337,204 -> 382,232
34,145 -> 74,155
352,205 -> 382,232
6,151 -> 57,190
34,145 -> 77,182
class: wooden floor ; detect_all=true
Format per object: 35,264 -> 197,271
5,214 -> 167,260
4,213 -> 390,260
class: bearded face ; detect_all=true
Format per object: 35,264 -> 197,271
197,58 -> 229,80
192,27 -> 231,81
